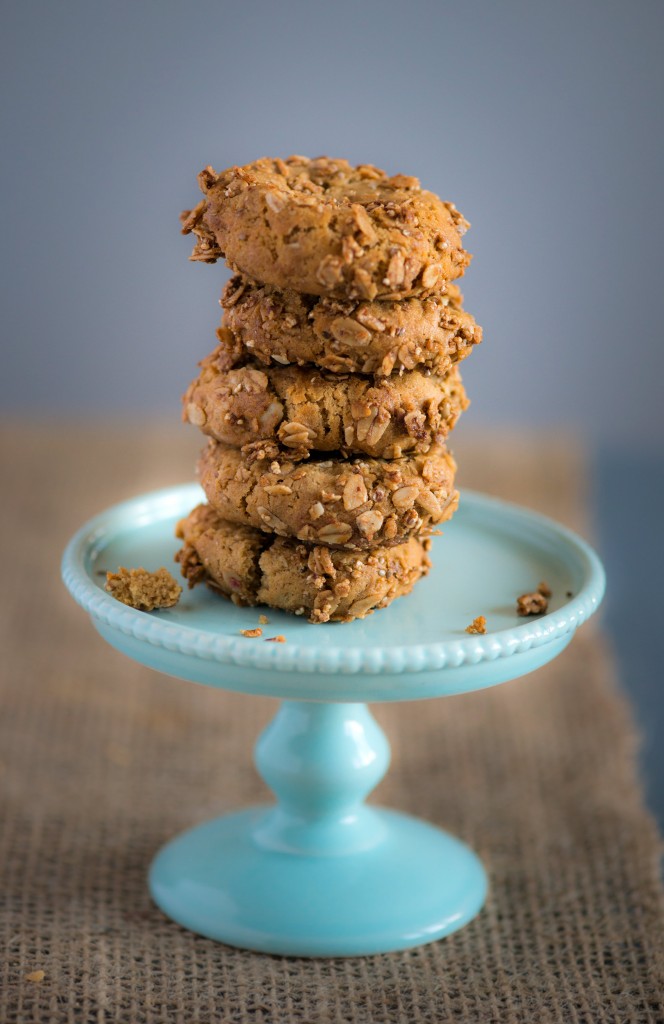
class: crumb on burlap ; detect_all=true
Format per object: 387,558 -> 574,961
105,567 -> 182,611
258,614 -> 269,625
537,580 -> 552,598
517,591 -> 548,616
265,635 -> 286,643
25,971 -> 45,984
465,615 -> 487,635
240,627 -> 262,638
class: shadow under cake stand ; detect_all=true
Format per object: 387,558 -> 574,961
62,484 -> 605,957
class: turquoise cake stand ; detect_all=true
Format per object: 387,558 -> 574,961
62,484 -> 605,957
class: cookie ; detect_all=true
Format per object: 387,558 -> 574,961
175,504 -> 431,623
197,440 -> 458,549
220,275 -> 480,377
183,345 -> 468,459
180,156 -> 471,300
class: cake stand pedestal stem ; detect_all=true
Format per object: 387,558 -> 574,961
149,694 -> 488,955
253,701 -> 390,856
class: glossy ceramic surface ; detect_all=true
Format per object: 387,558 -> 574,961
62,484 -> 605,955
62,484 -> 605,702
150,702 -> 487,955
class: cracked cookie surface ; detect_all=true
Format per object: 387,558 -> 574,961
181,156 -> 471,300
175,504 -> 431,623
220,275 -> 481,377
197,440 -> 458,550
183,345 -> 467,459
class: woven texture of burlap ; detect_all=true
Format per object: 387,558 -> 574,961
1,424 -> 662,1024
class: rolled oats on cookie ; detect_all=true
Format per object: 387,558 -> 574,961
197,440 -> 458,550
220,275 -> 481,377
183,344 -> 468,459
176,152 -> 483,622
181,156 -> 471,300
175,504 -> 431,623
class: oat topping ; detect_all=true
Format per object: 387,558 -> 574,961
175,504 -> 430,623
198,441 -> 457,550
182,156 -> 471,301
221,275 -> 481,379
183,340 -> 468,459
177,155 -> 479,626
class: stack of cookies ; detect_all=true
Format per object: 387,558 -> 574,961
174,156 -> 481,623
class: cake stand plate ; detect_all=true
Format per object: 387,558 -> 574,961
62,484 -> 605,956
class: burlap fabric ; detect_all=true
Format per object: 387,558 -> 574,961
1,424 -> 662,1023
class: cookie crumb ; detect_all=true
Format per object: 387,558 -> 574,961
517,591 -> 548,616
537,580 -> 552,598
265,635 -> 286,643
25,971 -> 45,984
105,567 -> 182,611
258,614 -> 269,625
240,627 -> 262,638
465,615 -> 487,635
566,590 -> 573,598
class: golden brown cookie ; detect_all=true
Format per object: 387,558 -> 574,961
175,504 -> 431,623
183,344 -> 468,460
181,156 -> 471,300
197,440 -> 458,550
220,275 -> 480,377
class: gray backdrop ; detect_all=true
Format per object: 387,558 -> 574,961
2,0 -> 663,446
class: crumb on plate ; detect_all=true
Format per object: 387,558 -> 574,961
258,614 -> 269,625
265,635 -> 286,643
516,591 -> 548,616
465,615 -> 487,635
105,567 -> 182,611
240,627 -> 263,638
537,580 -> 552,597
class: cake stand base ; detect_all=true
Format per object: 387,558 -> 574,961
150,700 -> 486,956
149,807 -> 486,957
